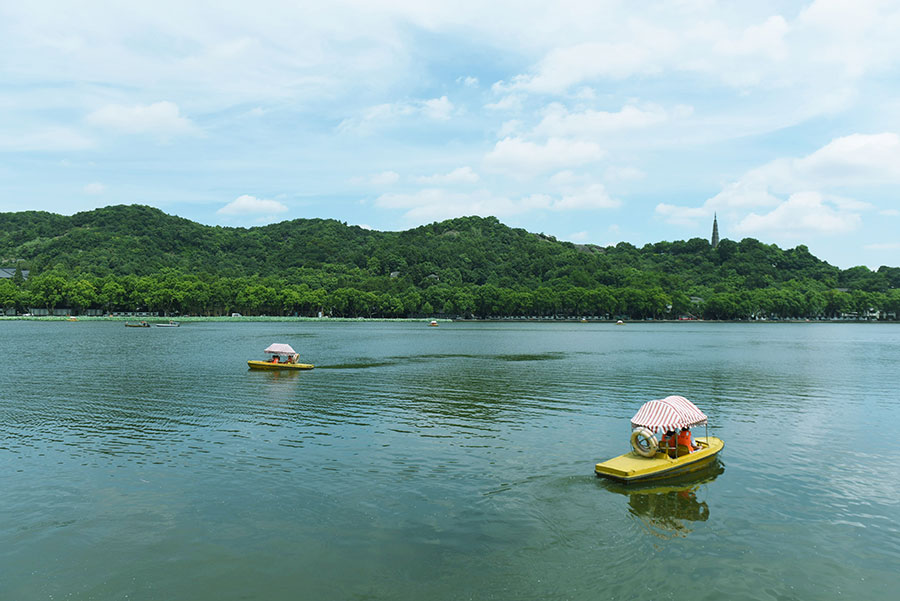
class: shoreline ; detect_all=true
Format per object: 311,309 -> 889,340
0,315 -> 441,323
0,316 -> 891,324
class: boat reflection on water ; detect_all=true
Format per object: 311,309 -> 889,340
249,367 -> 305,384
603,462 -> 724,539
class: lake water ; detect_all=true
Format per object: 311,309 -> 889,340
1,320 -> 898,600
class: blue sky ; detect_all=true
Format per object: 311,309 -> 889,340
2,1 -> 899,269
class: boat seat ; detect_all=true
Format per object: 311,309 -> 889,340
678,444 -> 692,454
662,444 -> 694,457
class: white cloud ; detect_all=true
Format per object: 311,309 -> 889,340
376,188 -> 527,222
337,103 -> 409,133
83,182 -> 105,194
554,183 -> 620,210
569,231 -> 589,241
706,175 -> 784,210
864,242 -> 900,250
604,166 -> 645,181
794,133 -> 900,184
484,137 -> 606,175
660,132 -> 898,231
0,127 -> 94,151
7,2 -> 900,124
497,120 -> 523,137
697,133 -> 900,213
747,132 -> 900,194
484,3 -> 900,109
377,179 -> 619,223
499,40 -> 668,94
422,96 -> 453,120
880,209 -> 900,217
86,101 -> 198,137
338,96 -> 455,133
533,102 -> 690,138
548,170 -> 583,187
548,173 -> 621,210
655,203 -> 711,227
6,1 -> 900,271
485,94 -> 524,111
735,191 -> 861,235
217,194 -> 288,216
797,0 -> 900,78
413,166 -> 480,185
713,15 -> 790,60
371,171 -> 400,185
829,195 -> 874,212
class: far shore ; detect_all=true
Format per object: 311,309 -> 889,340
0,315 -> 892,324
0,315 -> 439,323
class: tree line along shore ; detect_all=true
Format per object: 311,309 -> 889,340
2,272 -> 898,320
1,205 -> 898,321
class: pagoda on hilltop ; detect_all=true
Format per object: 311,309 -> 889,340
711,213 -> 719,248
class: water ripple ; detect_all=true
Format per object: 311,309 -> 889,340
2,320 -> 899,599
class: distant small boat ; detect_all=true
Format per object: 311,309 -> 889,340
125,321 -> 150,328
156,320 -> 179,327
428,320 -> 439,327
616,320 -> 625,325
248,343 -> 314,370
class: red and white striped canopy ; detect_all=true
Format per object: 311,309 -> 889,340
630,395 -> 708,432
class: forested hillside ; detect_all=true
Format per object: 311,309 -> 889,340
1,204 -> 898,319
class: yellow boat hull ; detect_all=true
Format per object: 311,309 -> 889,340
595,436 -> 724,483
247,360 -> 314,370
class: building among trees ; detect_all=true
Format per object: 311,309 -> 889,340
0,267 -> 28,281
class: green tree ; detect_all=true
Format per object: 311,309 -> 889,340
0,279 -> 19,311
451,288 -> 476,317
703,293 -> 737,320
823,289 -> 852,318
376,292 -> 404,317
66,279 -> 98,313
28,271 -> 68,311
12,265 -> 25,286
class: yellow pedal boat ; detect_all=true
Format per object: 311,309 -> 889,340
595,436 -> 724,483
247,360 -> 314,370
248,343 -> 314,371
595,395 -> 724,483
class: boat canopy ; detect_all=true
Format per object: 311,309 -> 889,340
264,343 -> 297,355
630,395 -> 708,432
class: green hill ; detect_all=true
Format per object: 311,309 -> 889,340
1,204 -> 898,319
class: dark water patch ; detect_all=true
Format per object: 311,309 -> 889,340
494,352 -> 566,362
317,361 -> 397,369
417,353 -> 481,360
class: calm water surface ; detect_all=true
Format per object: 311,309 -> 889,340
1,321 -> 898,600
